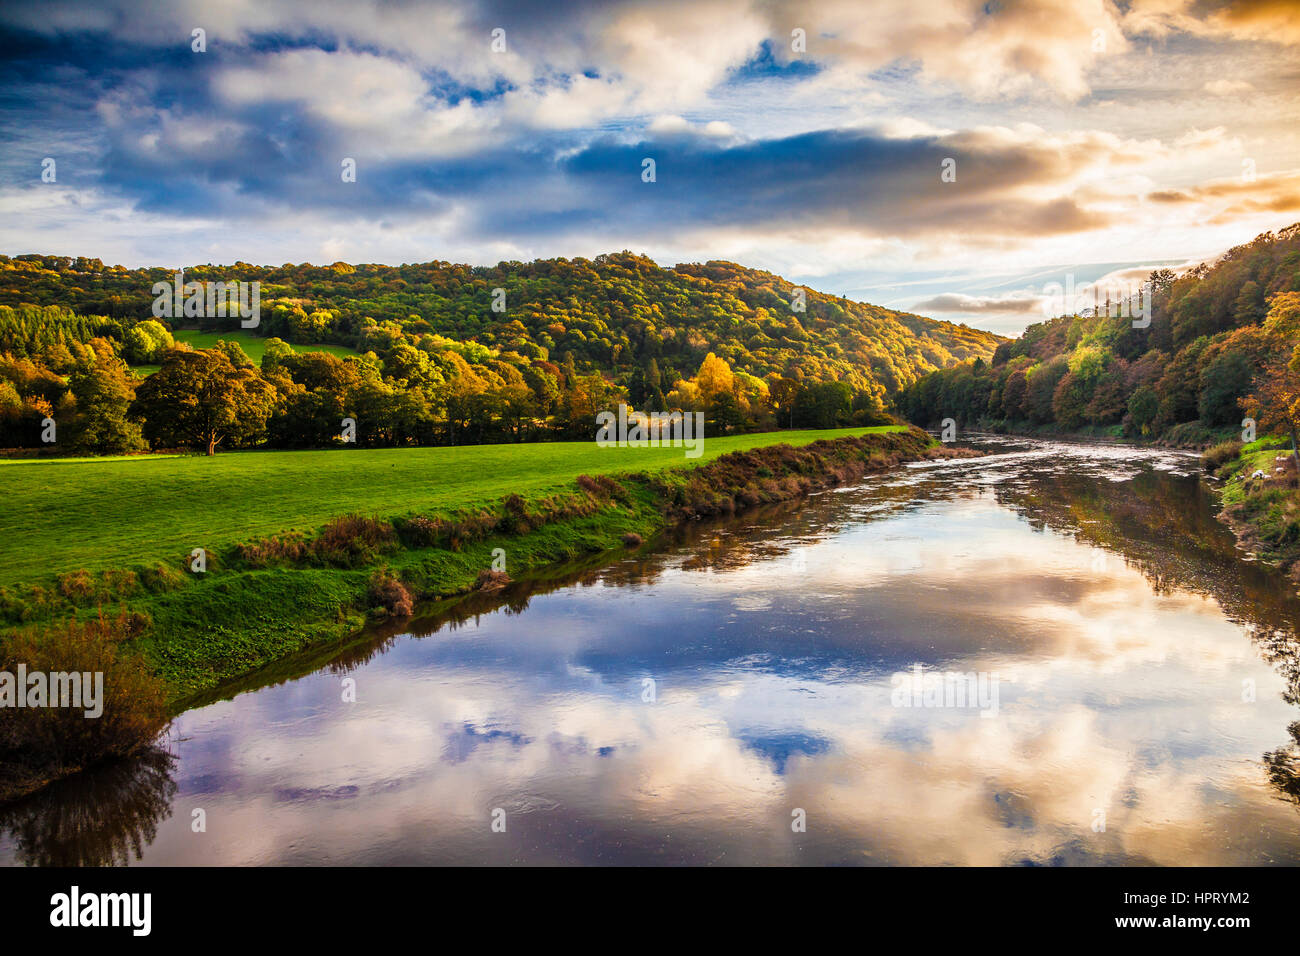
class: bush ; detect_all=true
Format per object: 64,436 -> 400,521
497,493 -> 533,534
0,609 -> 170,801
57,570 -> 95,602
366,568 -> 413,618
233,532 -> 308,568
397,515 -> 444,548
1202,440 -> 1244,473
473,569 -> 511,591
314,515 -> 396,567
140,562 -> 185,592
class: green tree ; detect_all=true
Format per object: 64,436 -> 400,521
1126,385 -> 1159,437
1198,350 -> 1253,426
132,349 -> 276,455
122,320 -> 174,364
65,352 -> 147,455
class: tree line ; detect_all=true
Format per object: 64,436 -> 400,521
896,224 -> 1300,446
0,250 -> 1009,455
0,331 -> 896,455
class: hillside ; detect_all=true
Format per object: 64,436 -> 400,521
897,224 -> 1300,447
0,251 -> 1001,454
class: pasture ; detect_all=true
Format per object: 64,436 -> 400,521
0,427 -> 902,588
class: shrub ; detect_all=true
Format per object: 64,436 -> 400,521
233,532 -> 308,568
0,609 -> 170,801
314,515 -> 396,567
497,493 -> 533,534
1202,440 -> 1243,473
140,562 -> 185,593
57,570 -> 95,603
397,515 -> 445,548
366,568 -> 413,618
473,569 -> 511,591
594,474 -> 626,498
102,570 -> 138,598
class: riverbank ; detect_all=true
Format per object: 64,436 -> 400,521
1,426 -> 959,801
1203,436 -> 1300,582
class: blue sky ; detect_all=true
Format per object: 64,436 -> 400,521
1,0 -> 1298,335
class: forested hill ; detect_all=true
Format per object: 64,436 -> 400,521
0,251 -> 1000,407
897,224 -> 1300,447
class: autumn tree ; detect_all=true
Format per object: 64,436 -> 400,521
65,345 -> 147,455
694,352 -> 735,404
132,348 -> 277,455
1243,292 -> 1300,457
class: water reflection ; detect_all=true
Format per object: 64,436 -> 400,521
0,748 -> 175,866
3,436 -> 1299,865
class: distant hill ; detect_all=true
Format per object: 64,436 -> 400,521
0,250 -> 1002,405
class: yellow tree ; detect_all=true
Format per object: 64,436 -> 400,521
1243,292 -> 1300,457
694,352 -> 735,404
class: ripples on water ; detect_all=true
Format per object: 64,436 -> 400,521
4,435 -> 1300,866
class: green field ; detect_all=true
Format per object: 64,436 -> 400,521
0,427 -> 901,589
129,329 -> 360,375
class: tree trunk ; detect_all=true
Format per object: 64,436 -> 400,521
207,436 -> 216,456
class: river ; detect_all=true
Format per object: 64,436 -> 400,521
4,435 -> 1299,865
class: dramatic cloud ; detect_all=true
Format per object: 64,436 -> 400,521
0,0 -> 1297,335
1145,170 -> 1300,222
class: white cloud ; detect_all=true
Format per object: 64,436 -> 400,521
1204,79 -> 1255,96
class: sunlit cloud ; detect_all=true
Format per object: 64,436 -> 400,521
0,0 -> 1296,336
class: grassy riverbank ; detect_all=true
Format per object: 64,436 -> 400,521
1,427 -> 934,699
0,427 -> 898,588
1203,436 -> 1300,578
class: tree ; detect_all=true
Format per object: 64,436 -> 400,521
795,380 -> 851,428
695,352 -> 735,404
1242,292 -> 1300,457
1025,357 -> 1068,424
64,348 -> 147,455
1001,368 -> 1028,420
132,349 -> 276,455
260,337 -> 296,372
1126,385 -> 1159,437
1234,280 -> 1266,326
1242,346 -> 1300,458
213,339 -> 254,369
122,320 -> 174,364
1198,349 -> 1253,426
707,390 -> 744,435
768,376 -> 800,428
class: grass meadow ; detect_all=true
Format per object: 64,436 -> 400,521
128,329 -> 361,375
0,426 -> 902,589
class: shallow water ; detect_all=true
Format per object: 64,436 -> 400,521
4,435 -> 1300,866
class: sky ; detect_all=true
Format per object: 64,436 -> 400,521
0,0 -> 1298,336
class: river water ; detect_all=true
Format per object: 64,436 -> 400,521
4,435 -> 1299,866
